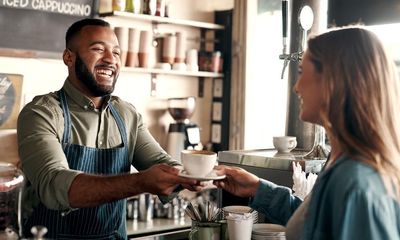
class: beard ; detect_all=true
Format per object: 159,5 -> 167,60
75,54 -> 118,97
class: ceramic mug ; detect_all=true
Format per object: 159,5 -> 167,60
181,150 -> 217,177
273,136 -> 297,153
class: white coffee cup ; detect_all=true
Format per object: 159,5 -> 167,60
273,136 -> 297,153
181,150 -> 217,177
226,214 -> 253,240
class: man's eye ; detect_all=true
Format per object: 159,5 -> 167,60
92,48 -> 104,52
113,51 -> 121,56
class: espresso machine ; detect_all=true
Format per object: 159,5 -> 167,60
166,97 -> 201,161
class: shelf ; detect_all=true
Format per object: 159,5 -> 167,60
100,11 -> 225,30
122,67 -> 224,78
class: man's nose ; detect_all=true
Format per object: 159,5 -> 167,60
102,49 -> 119,65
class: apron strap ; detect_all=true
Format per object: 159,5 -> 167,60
58,89 -> 72,145
109,103 -> 128,146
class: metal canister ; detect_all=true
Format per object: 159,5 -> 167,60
138,194 -> 154,222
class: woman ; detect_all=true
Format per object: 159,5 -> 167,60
214,26 -> 400,239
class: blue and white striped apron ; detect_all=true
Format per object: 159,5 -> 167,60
23,89 -> 130,239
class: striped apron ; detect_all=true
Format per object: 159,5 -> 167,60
23,89 -> 130,239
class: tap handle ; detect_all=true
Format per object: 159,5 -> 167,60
281,58 -> 289,79
282,0 -> 288,38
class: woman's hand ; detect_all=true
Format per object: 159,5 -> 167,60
213,165 -> 260,198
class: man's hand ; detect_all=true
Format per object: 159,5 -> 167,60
137,164 -> 198,196
69,164 -> 204,208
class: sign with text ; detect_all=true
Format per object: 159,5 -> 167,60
0,0 -> 93,17
0,0 -> 98,57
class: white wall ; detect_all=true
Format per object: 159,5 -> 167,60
244,2 -> 288,150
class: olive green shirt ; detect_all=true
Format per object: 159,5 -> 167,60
17,79 -> 178,212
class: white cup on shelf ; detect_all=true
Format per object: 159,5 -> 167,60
273,136 -> 297,153
186,49 -> 199,72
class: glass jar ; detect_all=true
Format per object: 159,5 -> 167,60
0,163 -> 24,239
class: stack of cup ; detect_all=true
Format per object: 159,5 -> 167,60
114,27 -> 129,66
139,30 -> 152,68
226,213 -> 253,240
162,33 -> 176,65
126,28 -> 140,67
173,32 -> 187,71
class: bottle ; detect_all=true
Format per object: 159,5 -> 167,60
125,0 -> 133,12
155,0 -> 165,17
211,51 -> 222,73
113,0 -> 126,11
164,2 -> 169,17
142,0 -> 156,15
133,0 -> 141,13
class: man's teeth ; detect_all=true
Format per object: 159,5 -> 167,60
96,69 -> 112,77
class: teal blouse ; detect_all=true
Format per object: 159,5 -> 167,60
250,155 -> 400,239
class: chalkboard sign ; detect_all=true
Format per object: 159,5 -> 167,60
0,0 -> 98,58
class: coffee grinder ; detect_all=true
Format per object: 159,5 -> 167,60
166,97 -> 201,161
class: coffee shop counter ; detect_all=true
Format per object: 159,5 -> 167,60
218,148 -> 326,187
126,217 -> 192,239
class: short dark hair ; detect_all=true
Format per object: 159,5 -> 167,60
65,18 -> 110,48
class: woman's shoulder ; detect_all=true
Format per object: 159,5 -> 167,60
327,156 -> 387,196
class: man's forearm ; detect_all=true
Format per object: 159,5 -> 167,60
68,173 -> 144,208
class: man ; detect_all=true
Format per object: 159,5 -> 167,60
17,18 -> 198,239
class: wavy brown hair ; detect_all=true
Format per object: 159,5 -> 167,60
308,26 -> 400,199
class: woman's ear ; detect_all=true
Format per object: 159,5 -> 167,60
63,48 -> 74,66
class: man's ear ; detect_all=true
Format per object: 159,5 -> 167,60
63,48 -> 74,66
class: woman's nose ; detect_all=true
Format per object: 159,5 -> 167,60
293,82 -> 299,95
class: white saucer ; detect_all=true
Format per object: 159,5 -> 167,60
179,170 -> 226,181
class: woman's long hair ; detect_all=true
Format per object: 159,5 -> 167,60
308,26 -> 400,199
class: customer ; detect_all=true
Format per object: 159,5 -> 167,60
17,18 -> 199,239
214,26 -> 400,239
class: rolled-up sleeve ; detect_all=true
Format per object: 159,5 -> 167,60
18,97 -> 81,210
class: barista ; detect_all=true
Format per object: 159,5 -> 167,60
17,18 -> 200,239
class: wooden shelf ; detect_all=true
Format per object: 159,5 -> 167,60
122,67 -> 224,78
100,11 -> 225,30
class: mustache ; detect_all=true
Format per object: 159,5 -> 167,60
95,64 -> 116,71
